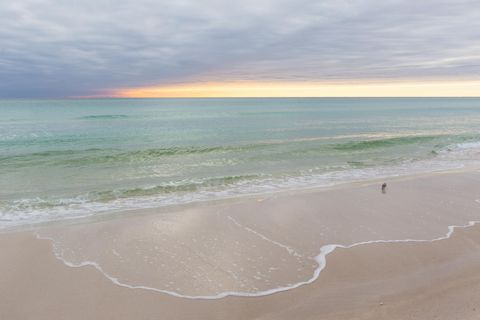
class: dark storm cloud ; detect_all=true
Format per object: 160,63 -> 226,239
0,0 -> 479,97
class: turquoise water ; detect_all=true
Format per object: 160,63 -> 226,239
2,98 -> 480,228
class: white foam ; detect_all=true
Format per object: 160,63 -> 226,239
0,159 -> 469,230
5,137 -> 480,230
35,199 -> 480,300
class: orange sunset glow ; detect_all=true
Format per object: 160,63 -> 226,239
110,80 -> 480,98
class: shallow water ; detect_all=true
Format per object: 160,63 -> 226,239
2,97 -> 480,228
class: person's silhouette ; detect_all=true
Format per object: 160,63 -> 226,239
381,183 -> 387,194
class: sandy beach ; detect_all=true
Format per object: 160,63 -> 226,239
2,169 -> 480,319
4,0 -> 480,318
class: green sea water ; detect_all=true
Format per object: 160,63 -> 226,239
2,97 -> 480,229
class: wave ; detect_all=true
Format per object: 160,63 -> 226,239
78,115 -> 130,120
2,133 -> 471,168
330,135 -> 441,151
0,146 -> 221,166
88,175 -> 260,201
0,174 -> 261,220
0,144 -> 268,167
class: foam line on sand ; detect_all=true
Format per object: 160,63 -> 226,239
35,200 -> 480,300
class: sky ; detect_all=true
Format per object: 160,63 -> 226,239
1,0 -> 480,98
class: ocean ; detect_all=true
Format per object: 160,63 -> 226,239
2,97 -> 480,229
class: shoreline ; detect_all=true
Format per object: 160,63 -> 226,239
3,168 -> 480,318
3,216 -> 480,318
35,213 -> 480,300
2,164 -> 477,235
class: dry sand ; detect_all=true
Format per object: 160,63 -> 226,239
2,170 -> 480,319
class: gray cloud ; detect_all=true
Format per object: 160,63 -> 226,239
0,0 -> 479,97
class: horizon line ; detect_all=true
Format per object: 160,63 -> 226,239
3,96 -> 480,100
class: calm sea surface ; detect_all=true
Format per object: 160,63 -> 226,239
2,98 -> 480,229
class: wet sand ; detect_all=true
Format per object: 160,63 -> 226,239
2,170 -> 480,319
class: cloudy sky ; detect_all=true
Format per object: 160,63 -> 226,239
1,0 -> 480,98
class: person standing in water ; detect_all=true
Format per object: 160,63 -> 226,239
381,182 -> 387,194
